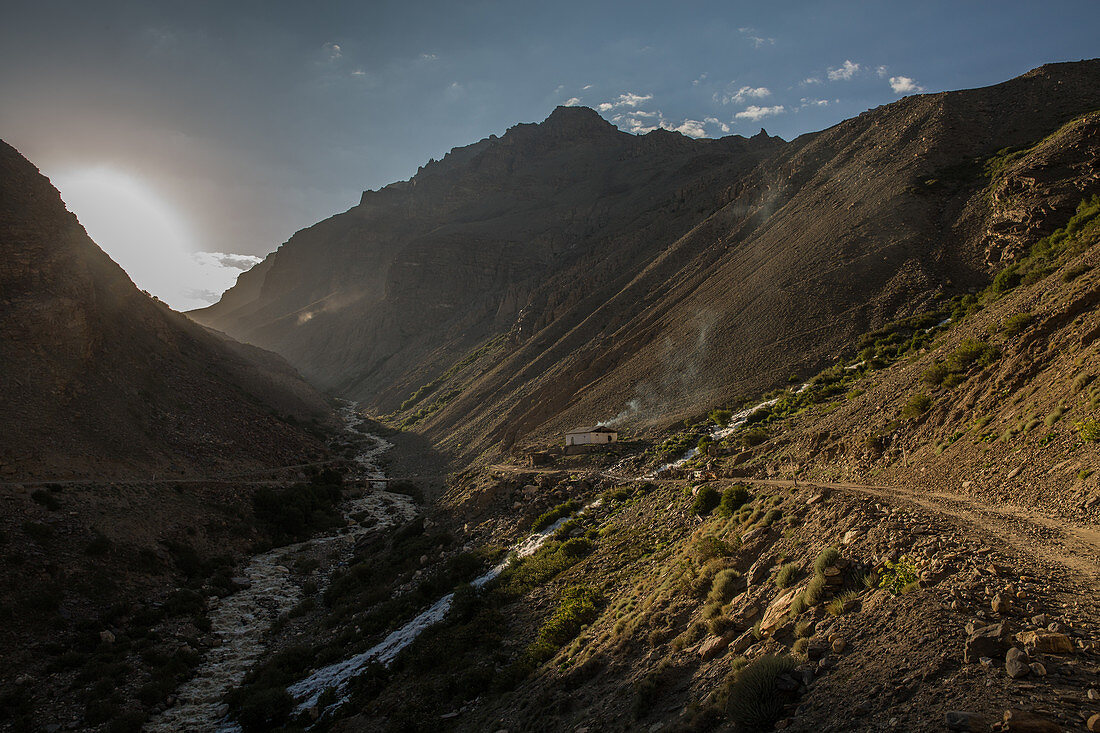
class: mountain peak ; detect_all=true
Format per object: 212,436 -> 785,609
539,105 -> 620,137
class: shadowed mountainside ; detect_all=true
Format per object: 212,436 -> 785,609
0,140 -> 334,479
194,60 -> 1100,461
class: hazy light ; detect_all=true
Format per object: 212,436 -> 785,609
51,167 -> 258,311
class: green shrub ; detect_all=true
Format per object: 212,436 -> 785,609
878,556 -> 919,595
901,393 -> 932,420
1076,418 -> 1100,442
531,500 -> 581,532
813,547 -> 841,574
707,569 -> 741,604
692,486 -> 721,517
709,409 -> 733,426
804,574 -> 827,606
525,586 -> 602,666
497,538 -> 594,596
1072,373 -> 1095,392
774,563 -> 799,588
741,427 -> 768,448
1044,407 -> 1065,427
1002,313 -> 1034,336
826,590 -> 858,616
716,486 -> 751,518
990,265 -> 1022,295
723,655 -> 797,730
947,339 -> 999,372
693,536 -> 733,562
922,363 -> 949,387
707,614 -> 736,635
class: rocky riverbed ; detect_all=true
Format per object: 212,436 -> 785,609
144,403 -> 416,732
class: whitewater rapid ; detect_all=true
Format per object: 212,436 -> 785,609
286,503 -> 599,718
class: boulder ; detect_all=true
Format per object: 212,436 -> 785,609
760,586 -> 802,635
964,622 -> 1010,664
746,556 -> 774,586
729,630 -> 756,655
698,633 -> 735,660
999,710 -> 1063,732
1015,630 -> 1074,654
1005,648 -> 1030,679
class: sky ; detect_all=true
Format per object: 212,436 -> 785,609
2,0 -> 1098,310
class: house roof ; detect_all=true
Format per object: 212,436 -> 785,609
565,426 -> 618,434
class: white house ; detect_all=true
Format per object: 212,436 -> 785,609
564,426 -> 619,447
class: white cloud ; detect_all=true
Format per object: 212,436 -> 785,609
420,53 -> 438,61
802,77 -> 822,85
876,65 -> 888,78
735,86 -> 770,103
799,98 -> 829,108
889,76 -> 924,94
737,27 -> 774,48
582,84 -> 593,90
206,253 -> 260,270
563,97 -> 582,106
596,92 -> 654,112
623,118 -> 657,134
693,72 -> 708,86
612,110 -> 711,138
716,85 -> 771,105
350,69 -> 366,77
665,119 -> 708,137
827,60 -> 860,81
735,105 -> 785,121
323,42 -> 342,62
705,117 -> 730,133
617,92 -> 652,107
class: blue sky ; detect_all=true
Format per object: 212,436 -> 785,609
2,0 -> 1098,308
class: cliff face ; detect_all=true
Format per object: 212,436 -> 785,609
194,60 -> 1100,458
0,140 -> 333,479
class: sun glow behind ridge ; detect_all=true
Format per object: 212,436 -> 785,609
51,167 -> 259,311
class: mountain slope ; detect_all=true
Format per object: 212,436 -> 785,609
222,133 -> 1100,733
195,60 -> 1100,464
0,139 -> 334,479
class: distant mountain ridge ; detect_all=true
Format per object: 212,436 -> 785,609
0,140 -> 333,478
193,60 -> 1100,459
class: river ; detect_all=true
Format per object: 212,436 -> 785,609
144,403 -> 417,732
